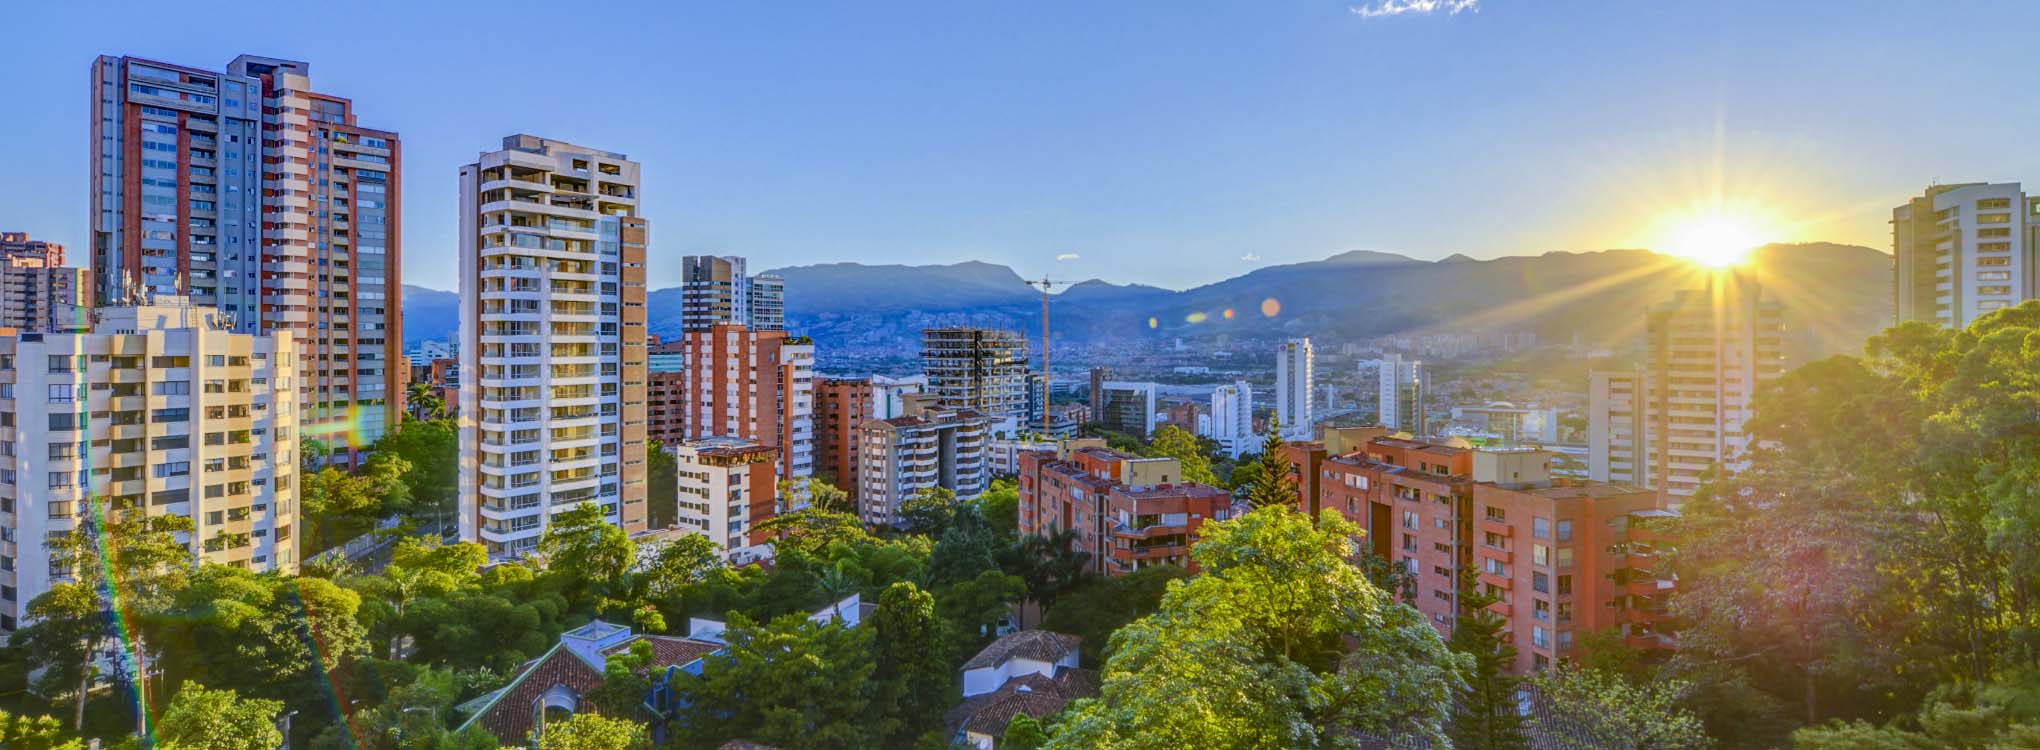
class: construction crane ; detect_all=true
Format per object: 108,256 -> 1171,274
1025,275 -> 1077,437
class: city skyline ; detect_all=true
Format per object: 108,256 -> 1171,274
7,1 -> 2039,293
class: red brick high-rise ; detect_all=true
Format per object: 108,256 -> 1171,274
814,377 -> 874,496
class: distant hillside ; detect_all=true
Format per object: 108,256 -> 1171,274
409,243 -> 1894,361
401,285 -> 460,345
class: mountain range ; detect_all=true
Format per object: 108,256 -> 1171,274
402,242 -> 1893,360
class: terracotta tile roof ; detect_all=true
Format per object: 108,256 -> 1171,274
962,630 -> 1082,670
459,633 -> 724,745
945,667 -> 1101,738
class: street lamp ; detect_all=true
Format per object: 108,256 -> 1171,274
276,709 -> 300,750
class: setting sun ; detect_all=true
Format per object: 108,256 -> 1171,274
1664,214 -> 1770,267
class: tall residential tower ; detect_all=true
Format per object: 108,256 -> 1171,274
1275,338 -> 1313,440
91,55 -> 401,464
458,135 -> 649,559
679,255 -> 784,332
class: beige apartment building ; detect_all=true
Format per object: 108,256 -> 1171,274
1589,272 -> 1784,502
857,393 -> 991,526
0,296 -> 298,633
457,135 -> 650,559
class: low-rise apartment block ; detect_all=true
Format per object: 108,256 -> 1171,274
1017,441 -> 1233,576
670,437 -> 780,562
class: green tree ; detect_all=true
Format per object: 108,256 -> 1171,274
1042,564 -> 1188,663
973,479 -> 1022,540
588,641 -> 657,722
675,612 -> 882,749
537,503 -> 636,611
1002,714 -> 1050,750
1002,530 -> 1094,627
373,417 -> 460,530
1447,570 -> 1528,750
155,683 -> 284,750
649,440 -> 678,530
17,506 -> 195,729
0,710 -> 83,750
536,713 -> 650,750
638,533 -> 724,601
754,509 -> 875,557
1529,665 -> 1709,750
781,477 -> 852,515
1046,507 -> 1466,749
301,452 -> 414,553
873,582 -> 951,744
938,569 -> 1026,656
149,566 -> 368,714
407,381 -> 445,419
896,486 -> 962,536
1241,425 -> 1297,510
1144,424 -> 1219,486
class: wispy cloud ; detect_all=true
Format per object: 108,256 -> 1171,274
1240,253 -> 1262,262
1350,0 -> 1479,20
1055,252 -> 1081,261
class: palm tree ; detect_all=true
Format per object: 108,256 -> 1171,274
1004,530 -> 1094,627
814,564 -> 859,622
406,381 -> 445,420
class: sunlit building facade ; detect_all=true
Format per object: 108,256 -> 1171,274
1893,182 -> 2040,328
457,135 -> 650,559
1275,338 -> 1313,440
91,55 -> 401,465
0,296 -> 299,633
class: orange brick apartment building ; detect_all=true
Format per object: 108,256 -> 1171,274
1290,435 -> 1675,672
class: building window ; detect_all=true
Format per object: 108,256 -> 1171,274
1532,517 -> 1550,540
1533,544 -> 1549,566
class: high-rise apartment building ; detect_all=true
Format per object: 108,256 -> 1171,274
457,135 -> 649,559
1206,380 -> 1254,458
665,324 -> 814,479
1275,338 -> 1313,440
0,295 -> 299,633
814,377 -> 874,498
1588,273 -> 1784,501
0,232 -> 90,333
669,437 -> 780,562
679,255 -> 784,332
1093,381 -> 1157,438
1893,182 -> 2040,328
922,328 -> 1028,419
856,393 -> 991,525
1586,370 -> 1643,486
1370,354 -> 1425,434
91,55 -> 401,465
1293,437 -> 1674,672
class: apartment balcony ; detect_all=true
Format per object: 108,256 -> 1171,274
1477,571 -> 1512,591
1477,518 -> 1512,538
1477,545 -> 1512,565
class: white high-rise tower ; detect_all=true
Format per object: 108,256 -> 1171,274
1274,338 -> 1313,441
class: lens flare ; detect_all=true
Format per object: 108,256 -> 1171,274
1260,298 -> 1281,317
1186,312 -> 1208,324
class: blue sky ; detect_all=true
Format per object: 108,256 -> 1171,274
5,0 -> 2037,291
